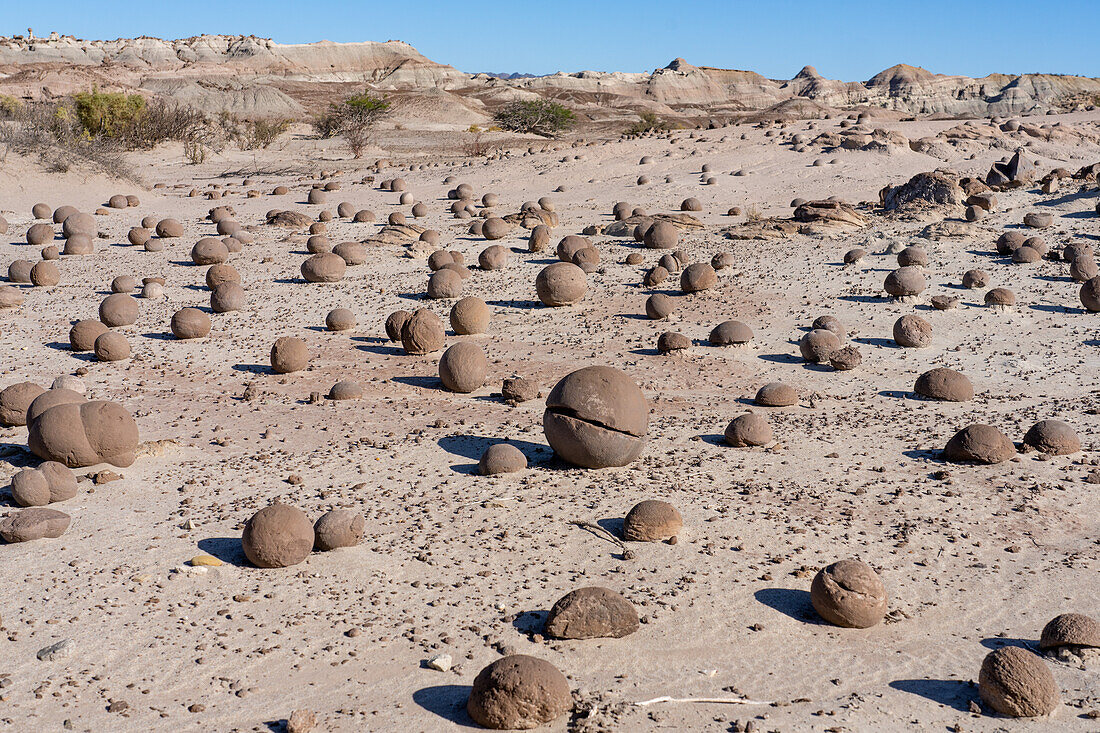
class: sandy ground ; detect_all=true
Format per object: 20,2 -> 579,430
0,109 -> 1097,733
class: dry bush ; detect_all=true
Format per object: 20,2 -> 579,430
313,91 -> 389,158
0,99 -> 135,180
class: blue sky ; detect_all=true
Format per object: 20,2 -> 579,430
9,1 -> 1100,81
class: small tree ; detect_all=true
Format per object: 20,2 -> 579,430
624,112 -> 669,136
494,99 -> 575,137
314,91 -> 390,158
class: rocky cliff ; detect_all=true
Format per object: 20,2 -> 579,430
0,34 -> 1097,125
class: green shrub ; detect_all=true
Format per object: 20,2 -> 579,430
313,91 -> 390,158
0,94 -> 22,118
494,99 -> 575,137
624,112 -> 669,136
72,88 -> 146,138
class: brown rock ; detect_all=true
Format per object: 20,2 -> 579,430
242,504 -> 314,568
544,586 -> 639,639
810,559 -> 887,628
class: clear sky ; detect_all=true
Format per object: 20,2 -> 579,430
8,0 -> 1100,81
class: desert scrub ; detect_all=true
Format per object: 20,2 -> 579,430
73,88 -> 146,138
313,91 -> 389,158
494,99 -> 575,137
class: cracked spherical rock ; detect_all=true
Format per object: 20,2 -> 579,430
270,337 -> 309,374
944,424 -> 1015,464
466,655 -> 571,730
313,509 -> 364,551
242,504 -> 314,568
28,400 -> 139,468
543,366 -> 648,468
479,443 -> 527,475
829,345 -> 862,371
978,647 -> 1058,718
401,309 -> 445,355
623,499 -> 682,542
1023,420 -> 1080,455
914,368 -> 973,402
1039,613 -> 1100,651
544,586 -> 639,639
0,507 -> 70,543
810,559 -> 887,628
438,342 -> 487,393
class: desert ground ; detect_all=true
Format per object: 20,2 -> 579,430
0,96 -> 1098,733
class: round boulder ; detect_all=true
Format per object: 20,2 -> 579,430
543,366 -> 648,468
544,587 -> 639,639
466,655 -> 571,730
810,559 -> 888,628
242,504 -> 314,568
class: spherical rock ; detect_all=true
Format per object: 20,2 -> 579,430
401,309 -> 445,355
39,462 -> 78,502
325,308 -> 356,332
545,587 -> 639,639
884,267 -> 926,297
242,504 -> 314,568
427,269 -> 463,299
479,244 -> 508,270
482,217 -> 509,240
1023,212 -> 1053,229
479,443 -> 527,475
210,282 -> 246,313
62,233 -> 94,255
171,308 -> 211,339
1039,613 -> 1100,651
1023,419 -> 1080,455
332,241 -> 367,265
110,275 -> 139,294
53,206 -> 78,224
800,329 -> 840,362
313,509 -> 364,551
944,424 -> 1015,464
206,263 -> 240,290
8,259 -> 33,283
32,203 -> 51,219
439,342 -> 487,393
556,235 -> 588,262
893,315 -> 932,348
680,197 -> 702,212
327,380 -> 363,401
755,382 -> 797,407
61,212 -> 96,238
301,253 -> 346,283
270,337 -> 309,374
0,382 -> 45,427
1080,276 -> 1100,311
978,647 -> 1058,718
810,559 -> 888,628
466,655 -> 571,730
643,221 -> 678,249
536,262 -> 586,307
543,367 -> 648,468
657,332 -> 690,353
30,261 -> 60,287
26,223 -> 54,245
985,287 -> 1016,307
385,310 -> 412,342
724,413 -> 772,447
844,248 -> 866,264
191,238 -> 229,265
680,262 -> 716,293
645,294 -> 675,320
11,469 -> 50,506
155,218 -> 183,238
528,225 -> 551,252
915,368 -> 973,402
98,293 -> 139,327
962,269 -> 989,289
28,400 -> 139,467
93,330 -> 130,361
69,320 -> 108,352
1069,256 -> 1098,283
449,297 -> 490,335
996,231 -> 1028,255
623,500 -> 681,541
1012,245 -> 1041,264
897,245 -> 928,267
709,320 -> 753,346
